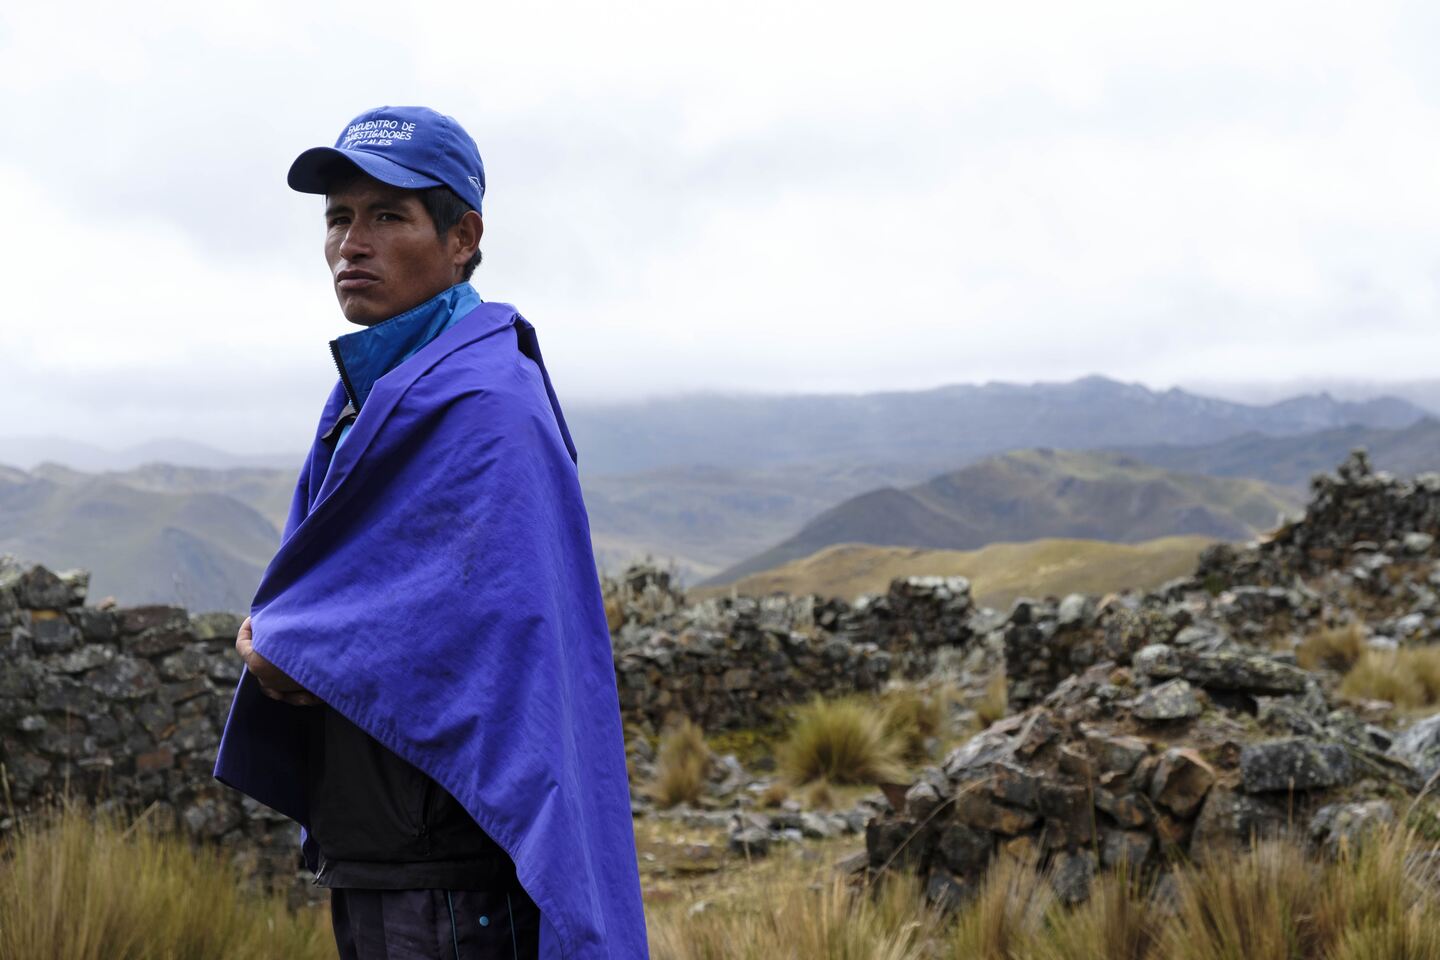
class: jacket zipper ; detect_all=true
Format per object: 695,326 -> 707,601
329,340 -> 361,412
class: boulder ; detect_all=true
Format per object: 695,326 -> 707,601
1240,738 -> 1352,793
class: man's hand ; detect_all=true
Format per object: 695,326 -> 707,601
236,616 -> 320,707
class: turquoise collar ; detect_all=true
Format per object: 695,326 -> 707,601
329,282 -> 482,412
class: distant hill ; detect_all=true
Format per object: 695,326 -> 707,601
0,436 -> 298,472
582,460 -> 937,581
0,467 -> 284,611
564,376 -> 1426,475
704,449 -> 1303,586
694,536 -> 1214,608
1113,417 -> 1440,489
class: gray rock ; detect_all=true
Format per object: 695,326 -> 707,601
1404,532 -> 1435,555
1240,738 -> 1353,793
1084,731 -> 1149,775
83,657 -> 160,701
1133,678 -> 1202,721
925,872 -> 972,911
1309,800 -> 1395,855
17,566 -> 84,609
936,822 -> 993,876
728,826 -> 771,857
904,780 -> 943,819
1051,850 -> 1097,905
866,817 -> 923,869
189,611 -> 243,641
47,644 -> 116,674
159,646 -> 211,682
28,613 -> 80,654
1191,788 -> 1286,855
1057,594 -> 1094,629
1389,713 -> 1440,780
1149,748 -> 1216,816
1100,828 -> 1155,869
1134,644 -> 1182,679
1177,650 -> 1309,695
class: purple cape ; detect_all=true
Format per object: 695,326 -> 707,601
214,302 -> 648,959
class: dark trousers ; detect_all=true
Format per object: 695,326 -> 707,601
331,883 -> 542,960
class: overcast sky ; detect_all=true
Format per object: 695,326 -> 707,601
3,0 -> 1438,454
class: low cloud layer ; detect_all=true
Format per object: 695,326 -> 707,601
4,0 -> 1438,452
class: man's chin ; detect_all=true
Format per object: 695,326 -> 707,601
337,293 -> 388,326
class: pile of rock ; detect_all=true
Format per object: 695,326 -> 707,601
861,452 -> 1440,907
866,655 -> 1425,907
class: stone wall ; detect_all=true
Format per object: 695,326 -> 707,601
0,559 -> 299,887
610,572 -> 977,732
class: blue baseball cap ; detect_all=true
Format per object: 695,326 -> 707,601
287,105 -> 485,214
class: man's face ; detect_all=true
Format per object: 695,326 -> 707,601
323,175 -> 460,325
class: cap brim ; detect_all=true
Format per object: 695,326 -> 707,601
287,146 -> 445,195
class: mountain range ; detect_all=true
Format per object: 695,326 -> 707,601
3,377 -> 1436,609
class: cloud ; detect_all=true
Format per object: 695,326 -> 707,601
3,0 -> 1439,451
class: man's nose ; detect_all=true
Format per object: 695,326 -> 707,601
338,222 -> 372,260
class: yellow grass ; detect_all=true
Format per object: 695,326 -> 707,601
705,536 -> 1214,607
648,822 -> 1440,960
975,671 -> 1009,727
7,799 -> 1440,960
0,804 -> 334,960
651,718 -> 712,808
777,697 -> 907,787
879,686 -> 947,761
1297,623 -> 1367,672
1340,646 -> 1440,711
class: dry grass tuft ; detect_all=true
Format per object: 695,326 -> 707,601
803,778 -> 836,810
1033,866 -> 1160,960
879,687 -> 946,761
650,866 -> 934,960
650,718 -> 712,808
1340,646 -> 1440,711
975,671 -> 1009,727
778,697 -> 907,787
758,780 -> 790,809
1160,835 -> 1323,960
1297,623 -> 1367,672
943,850 -> 1052,957
0,804 -> 334,960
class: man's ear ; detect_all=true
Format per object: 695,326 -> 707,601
453,210 -> 483,266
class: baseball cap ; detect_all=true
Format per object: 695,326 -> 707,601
287,105 -> 485,214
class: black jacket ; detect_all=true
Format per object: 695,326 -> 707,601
306,705 -> 512,889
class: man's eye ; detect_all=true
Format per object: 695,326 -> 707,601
377,212 -> 400,221
327,217 -> 350,228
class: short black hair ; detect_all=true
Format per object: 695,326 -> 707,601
418,185 -> 482,280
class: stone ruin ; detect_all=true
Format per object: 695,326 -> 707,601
861,451 -> 1440,906
0,568 -> 298,886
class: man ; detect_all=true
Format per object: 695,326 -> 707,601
213,105 -> 648,960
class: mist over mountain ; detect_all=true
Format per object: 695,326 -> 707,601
1112,418 -> 1440,488
564,376 -> 1426,475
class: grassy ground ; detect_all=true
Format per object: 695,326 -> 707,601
0,804 -> 334,960
6,799 -> 1440,959
646,822 -> 1440,960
